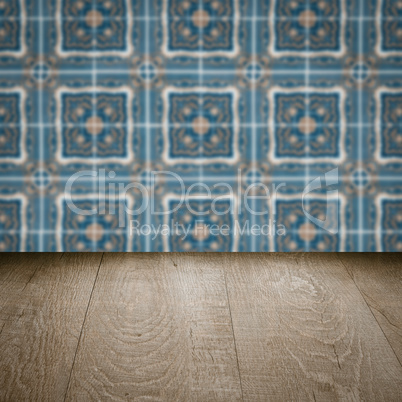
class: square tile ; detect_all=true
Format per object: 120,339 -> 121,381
0,0 -> 26,56
0,89 -> 26,162
274,196 -> 344,252
57,196 -> 131,251
376,88 -> 402,161
162,0 -> 239,57
377,196 -> 402,251
268,87 -> 345,162
55,87 -> 134,163
270,0 -> 345,56
162,87 -> 239,164
0,196 -> 26,252
57,0 -> 133,56
378,0 -> 402,55
165,196 -> 235,251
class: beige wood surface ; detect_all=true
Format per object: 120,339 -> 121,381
0,253 -> 49,324
339,253 -> 402,365
65,253 -> 242,401
0,253 -> 102,401
0,253 -> 401,401
224,253 -> 402,401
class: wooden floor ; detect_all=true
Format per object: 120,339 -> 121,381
0,253 -> 401,401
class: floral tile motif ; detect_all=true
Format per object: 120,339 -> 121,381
378,0 -> 402,54
0,196 -> 26,252
0,89 -> 26,162
56,88 -> 133,162
377,197 -> 402,251
57,196 -> 132,251
376,89 -> 402,160
57,0 -> 132,56
269,88 -> 345,161
0,0 -> 401,251
165,197 -> 235,251
0,0 -> 25,56
274,197 -> 343,251
270,0 -> 345,56
163,87 -> 239,163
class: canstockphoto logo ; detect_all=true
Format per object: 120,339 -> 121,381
302,168 -> 339,234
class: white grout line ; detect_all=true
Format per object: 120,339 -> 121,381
4,15 -> 402,21
145,0 -> 151,252
0,174 -> 401,182
358,0 -> 364,251
3,1 -> 402,251
251,0 -> 258,252
0,122 -> 396,128
196,0 -> 204,252
304,0 -> 311,252
1,69 -> 402,76
0,229 -> 401,236
38,0 -> 44,251
91,0 -> 97,252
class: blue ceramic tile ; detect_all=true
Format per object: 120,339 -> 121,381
0,0 -> 401,251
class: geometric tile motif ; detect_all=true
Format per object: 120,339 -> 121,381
57,0 -> 132,56
379,0 -> 402,54
0,0 -> 25,56
163,88 -> 239,163
269,88 -> 345,161
377,90 -> 402,160
0,90 -> 26,162
271,0 -> 344,55
56,88 -> 133,162
0,197 -> 25,252
163,0 -> 238,56
166,197 -> 234,252
58,197 -> 129,252
274,198 -> 342,252
378,198 -> 402,252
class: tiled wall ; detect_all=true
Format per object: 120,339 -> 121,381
0,0 -> 401,251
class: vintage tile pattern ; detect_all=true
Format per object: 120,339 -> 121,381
167,197 -> 235,251
0,0 -> 401,251
272,0 -> 345,55
163,87 -> 239,162
274,195 -> 343,252
269,88 -> 345,160
57,0 -> 132,55
380,0 -> 402,54
163,0 -> 238,56
0,197 -> 26,252
56,88 -> 133,161
57,197 -> 131,251
0,0 -> 25,55
0,89 -> 26,161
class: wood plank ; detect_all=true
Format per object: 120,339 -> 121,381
65,253 -> 242,401
339,253 -> 402,364
0,253 -> 102,401
0,252 -> 51,289
0,253 -> 56,325
225,253 -> 402,401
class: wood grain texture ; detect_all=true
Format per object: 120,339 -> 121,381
1,253 -> 402,401
339,253 -> 402,365
0,253 -> 102,401
0,253 -> 50,324
224,253 -> 402,401
65,253 -> 242,401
